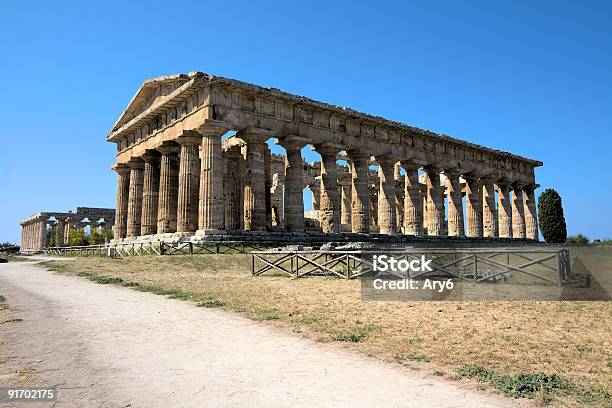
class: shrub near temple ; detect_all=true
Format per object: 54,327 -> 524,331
537,188 -> 567,243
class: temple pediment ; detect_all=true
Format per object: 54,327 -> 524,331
111,74 -> 192,132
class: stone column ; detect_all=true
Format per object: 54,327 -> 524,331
370,187 -> 378,226
140,152 -> 160,236
339,178 -> 352,226
377,157 -> 397,235
401,162 -> 423,236
481,177 -> 497,238
176,134 -> 201,233
423,166 -> 444,236
223,149 -> 242,231
524,184 -> 539,240
497,181 -> 512,238
240,130 -> 269,231
310,183 -> 320,212
264,147 -> 272,230
394,163 -> 404,233
280,136 -> 308,233
512,183 -> 526,239
198,128 -> 226,232
112,164 -> 131,239
39,218 -> 47,249
56,218 -> 66,246
157,144 -> 180,234
347,150 -> 370,234
445,170 -> 465,237
126,159 -> 145,238
315,143 -> 341,233
464,175 -> 483,237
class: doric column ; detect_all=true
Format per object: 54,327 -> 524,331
347,150 -> 370,233
339,178 -> 352,226
223,148 -> 242,231
423,166 -> 445,236
112,163 -> 131,239
239,129 -> 269,231
377,157 -> 397,235
157,144 -> 180,234
445,170 -> 465,237
370,186 -> 378,226
56,217 -> 66,246
198,128 -> 226,232
496,181 -> 512,238
401,161 -> 423,236
512,182 -> 526,239
524,184 -> 539,240
176,134 -> 201,233
280,136 -> 308,232
126,159 -> 145,237
394,163 -> 404,233
140,152 -> 160,236
264,147 -> 273,230
39,218 -> 47,249
464,175 -> 483,237
481,177 -> 497,238
315,143 -> 341,233
310,183 -> 320,212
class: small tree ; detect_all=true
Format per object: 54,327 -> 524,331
68,228 -> 88,246
537,188 -> 567,243
47,226 -> 56,247
566,234 -> 589,245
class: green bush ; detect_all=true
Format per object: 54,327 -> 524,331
537,189 -> 567,243
68,228 -> 89,246
566,234 -> 590,246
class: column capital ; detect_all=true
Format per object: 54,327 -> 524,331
423,165 -> 443,174
346,148 -> 370,161
141,150 -> 161,163
277,135 -> 309,151
399,160 -> 421,171
237,127 -> 273,143
523,182 -> 540,192
375,154 -> 397,166
111,163 -> 131,174
126,158 -> 145,169
195,120 -> 233,137
314,142 -> 342,157
176,130 -> 203,145
512,181 -> 528,190
156,142 -> 181,155
442,167 -> 463,178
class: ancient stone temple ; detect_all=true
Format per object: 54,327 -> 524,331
107,72 -> 541,244
20,207 -> 115,252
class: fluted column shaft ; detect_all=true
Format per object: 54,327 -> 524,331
348,150 -> 370,233
524,185 -> 539,240
394,164 -> 404,233
198,130 -> 225,231
141,153 -> 160,235
481,177 -> 497,237
126,160 -> 145,237
377,159 -> 397,235
176,135 -> 201,233
497,182 -> 512,238
56,218 -> 66,246
281,138 -> 308,232
157,146 -> 180,233
464,176 -> 483,237
316,144 -> 340,233
113,164 -> 131,239
223,152 -> 241,230
512,183 -> 526,239
445,171 -> 465,237
340,180 -> 352,226
241,132 -> 268,231
423,167 -> 444,236
39,219 -> 47,249
401,162 -> 423,236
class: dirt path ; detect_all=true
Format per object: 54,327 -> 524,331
0,261 -> 527,407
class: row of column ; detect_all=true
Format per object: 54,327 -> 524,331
20,218 -> 47,252
114,129 -> 538,240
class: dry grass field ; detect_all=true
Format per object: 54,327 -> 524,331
41,246 -> 611,407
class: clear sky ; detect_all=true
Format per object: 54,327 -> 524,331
1,0 -> 610,243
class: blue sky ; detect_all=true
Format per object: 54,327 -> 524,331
1,0 -> 610,243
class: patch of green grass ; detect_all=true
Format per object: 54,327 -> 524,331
197,300 -> 226,308
0,295 -> 7,310
579,386 -> 612,406
252,308 -> 281,321
395,353 -> 431,362
333,324 -> 380,343
93,276 -> 125,285
456,364 -> 570,399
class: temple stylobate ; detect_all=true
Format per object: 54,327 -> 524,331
107,72 -> 541,243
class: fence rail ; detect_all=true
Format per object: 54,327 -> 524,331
252,248 -> 586,286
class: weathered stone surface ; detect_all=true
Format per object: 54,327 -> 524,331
140,152 -> 160,236
126,159 -> 145,237
156,144 -> 180,234
280,136 -> 308,232
176,134 -> 201,233
497,182 -> 512,238
481,177 -> 497,238
445,170 -> 464,237
377,157 -> 397,235
464,175 -> 483,238
423,167 -> 444,236
239,129 -> 269,231
512,183 -> 526,239
316,143 -> 341,233
401,162 -> 423,236
524,184 -> 539,240
113,164 -> 131,239
347,150 -> 370,234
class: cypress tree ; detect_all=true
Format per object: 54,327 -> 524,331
537,188 -> 567,243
